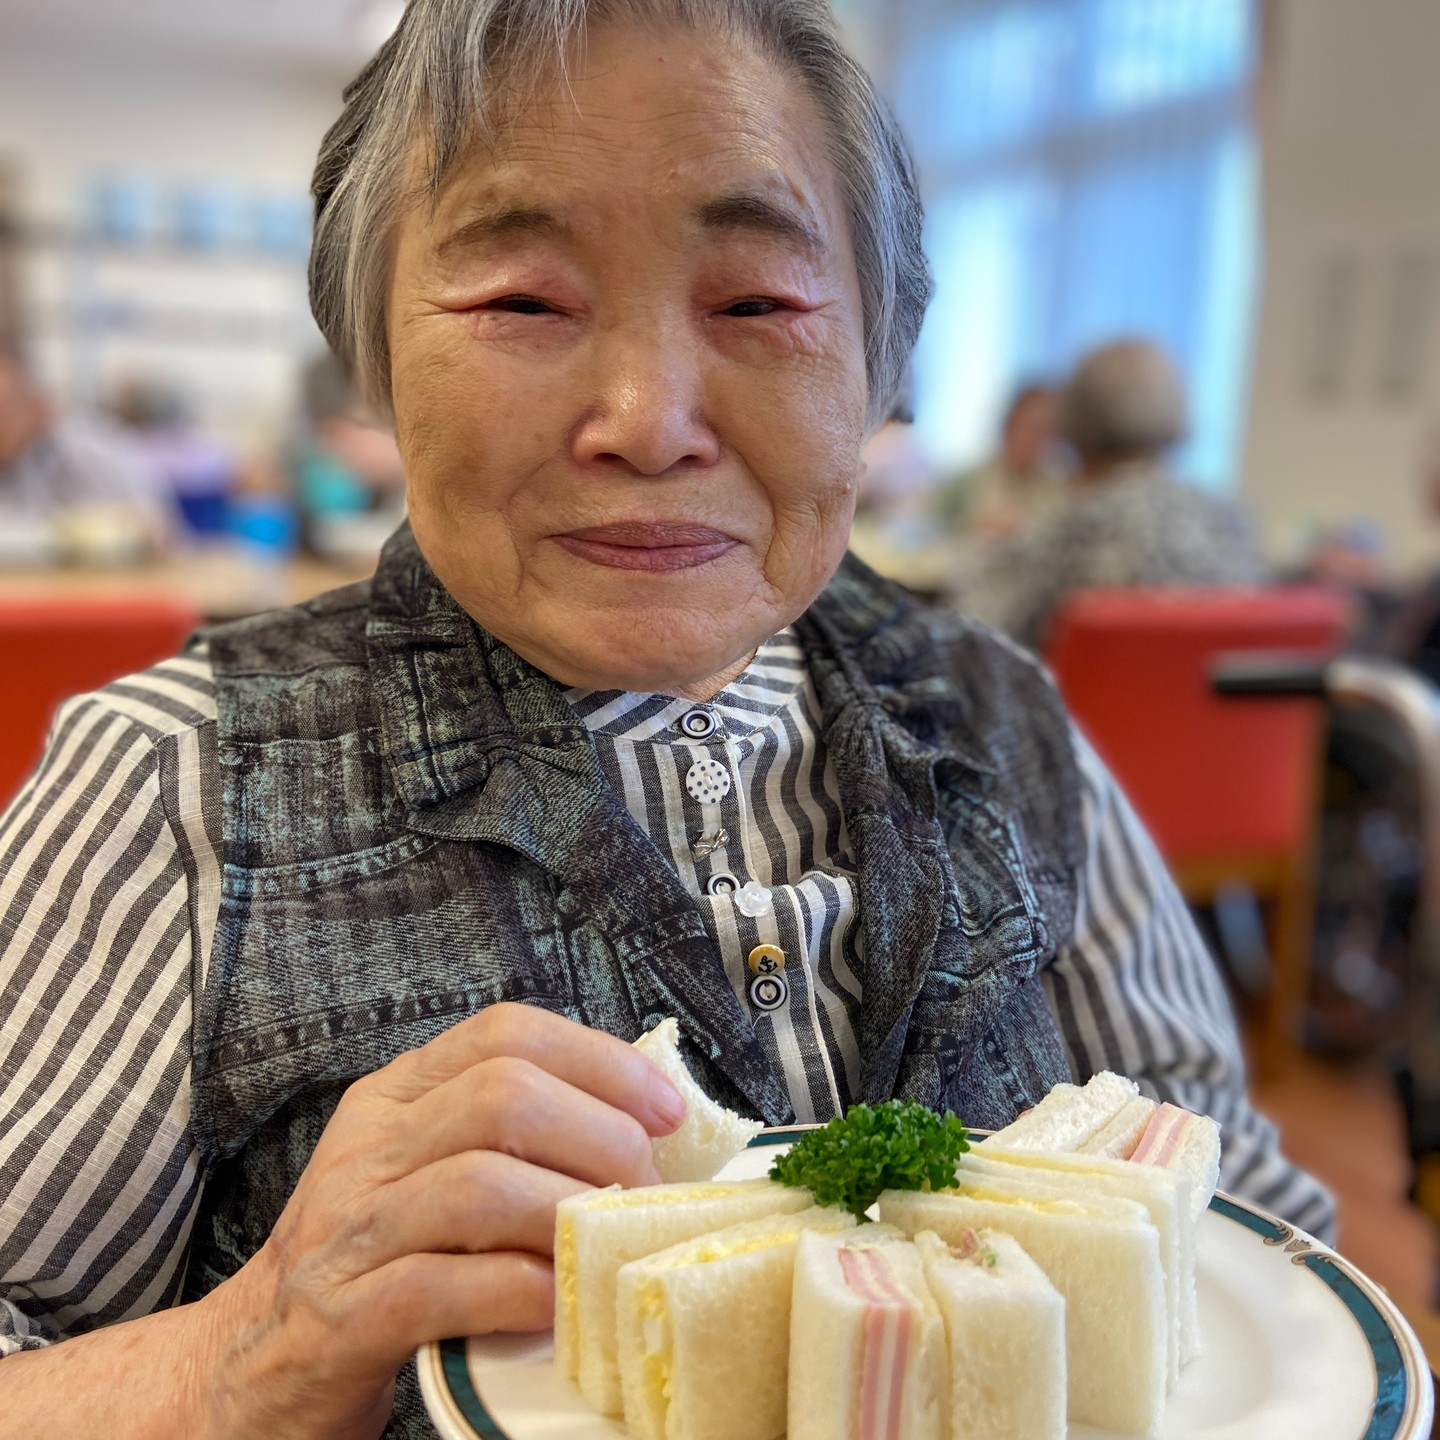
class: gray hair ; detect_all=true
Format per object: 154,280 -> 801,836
310,0 -> 931,428
1060,338 -> 1189,462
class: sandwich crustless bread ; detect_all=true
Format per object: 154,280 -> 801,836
554,1179 -> 815,1417
632,1018 -> 763,1183
913,1227 -> 1066,1440
615,1204 -> 856,1440
879,1169 -> 1169,1435
787,1227 -> 947,1440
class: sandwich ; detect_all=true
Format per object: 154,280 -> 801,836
992,1070 -> 1223,1222
961,1142 -> 1197,1374
987,1070 -> 1141,1152
615,1203 -> 856,1440
913,1228 -> 1066,1440
555,1178 -> 814,1417
879,1169 -> 1168,1435
787,1228 -> 946,1440
633,1018 -> 763,1182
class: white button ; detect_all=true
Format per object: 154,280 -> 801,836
685,757 -> 732,804
734,879 -> 773,918
706,871 -> 740,897
679,708 -> 719,740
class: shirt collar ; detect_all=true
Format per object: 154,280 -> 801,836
563,630 -> 808,744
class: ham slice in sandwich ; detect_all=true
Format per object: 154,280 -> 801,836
788,1228 -> 945,1440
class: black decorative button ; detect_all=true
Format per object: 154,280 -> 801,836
679,708 -> 719,740
706,872 -> 740,897
749,972 -> 789,1011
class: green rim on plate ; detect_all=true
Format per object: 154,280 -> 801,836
427,1129 -> 1431,1440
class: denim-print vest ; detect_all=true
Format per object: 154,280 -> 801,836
182,526 -> 1083,1438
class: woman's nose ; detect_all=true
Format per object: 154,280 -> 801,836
570,327 -> 722,476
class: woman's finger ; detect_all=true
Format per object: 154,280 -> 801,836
334,1151 -> 589,1273
335,1251 -> 558,1377
371,1003 -> 685,1137
371,1055 -> 662,1189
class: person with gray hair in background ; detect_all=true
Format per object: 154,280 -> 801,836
961,337 -> 1263,651
0,9 -> 1322,1439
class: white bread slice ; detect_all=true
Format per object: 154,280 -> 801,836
634,1018 -> 762,1182
616,1204 -> 855,1440
788,1230 -> 946,1440
913,1228 -> 1065,1440
1129,1102 -> 1223,1222
969,1143 -> 1198,1376
987,1070 -> 1139,1152
1076,1094 -> 1157,1159
879,1177 -> 1166,1435
555,1179 -> 813,1416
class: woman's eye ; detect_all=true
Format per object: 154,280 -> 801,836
723,298 -> 780,318
488,295 -> 554,315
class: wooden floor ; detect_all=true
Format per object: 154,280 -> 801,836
1249,1041 -> 1440,1380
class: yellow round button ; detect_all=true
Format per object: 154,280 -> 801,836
748,944 -> 786,975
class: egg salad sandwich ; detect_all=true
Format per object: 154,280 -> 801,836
879,1169 -> 1167,1435
913,1228 -> 1066,1440
991,1071 -> 1222,1223
616,1203 -> 856,1440
633,1018 -> 763,1183
787,1228 -> 946,1440
555,1179 -> 815,1417
959,1143 -> 1196,1377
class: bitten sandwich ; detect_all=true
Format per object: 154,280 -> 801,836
616,1204 -> 855,1440
555,1179 -> 814,1416
787,1228 -> 946,1440
879,1169 -> 1168,1435
913,1228 -> 1066,1440
633,1018 -> 763,1182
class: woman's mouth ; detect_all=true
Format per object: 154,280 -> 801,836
553,522 -> 740,572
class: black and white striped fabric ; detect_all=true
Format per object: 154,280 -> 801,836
0,636 -> 1335,1356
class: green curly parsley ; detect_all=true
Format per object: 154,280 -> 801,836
769,1100 -> 969,1223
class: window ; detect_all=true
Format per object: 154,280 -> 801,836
867,0 -> 1258,488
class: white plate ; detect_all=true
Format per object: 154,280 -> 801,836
418,1129 -> 1435,1439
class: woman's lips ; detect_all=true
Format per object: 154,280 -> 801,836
553,523 -> 740,572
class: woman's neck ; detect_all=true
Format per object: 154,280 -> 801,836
660,649 -> 758,702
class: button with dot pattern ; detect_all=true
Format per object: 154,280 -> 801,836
684,757 -> 732,804
679,707 -> 719,740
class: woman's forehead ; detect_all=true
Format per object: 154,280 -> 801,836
418,18 -> 848,245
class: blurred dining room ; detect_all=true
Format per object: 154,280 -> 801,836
1,0 -> 1440,1431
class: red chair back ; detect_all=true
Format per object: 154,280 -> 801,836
0,595 -> 200,809
1045,587 -> 1348,863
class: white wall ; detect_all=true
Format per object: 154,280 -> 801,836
0,35 -> 348,450
1241,0 -> 1440,572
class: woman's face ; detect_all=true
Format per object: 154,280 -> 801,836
386,18 -> 869,694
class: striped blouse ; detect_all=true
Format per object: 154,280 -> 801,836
0,634 -> 1335,1355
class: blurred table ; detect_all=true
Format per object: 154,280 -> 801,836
0,548 -> 376,621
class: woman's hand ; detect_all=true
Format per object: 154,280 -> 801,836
197,1003 -> 686,1439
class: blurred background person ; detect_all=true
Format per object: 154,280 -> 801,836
111,377 -> 240,542
0,341 -> 165,559
960,337 -> 1263,650
291,350 -> 405,560
932,380 -> 1063,548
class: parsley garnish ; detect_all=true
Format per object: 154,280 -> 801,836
769,1101 -> 969,1222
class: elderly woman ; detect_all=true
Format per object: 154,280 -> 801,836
0,2 -> 1325,1436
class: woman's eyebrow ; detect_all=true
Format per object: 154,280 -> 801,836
694,193 -> 827,255
435,204 -> 570,259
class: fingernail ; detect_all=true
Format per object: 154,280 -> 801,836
650,1078 -> 687,1131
